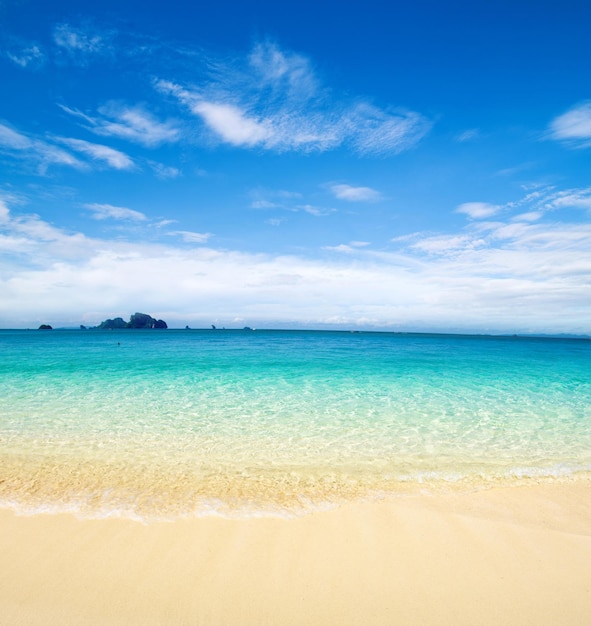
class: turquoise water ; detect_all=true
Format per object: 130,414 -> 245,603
1,329 -> 590,519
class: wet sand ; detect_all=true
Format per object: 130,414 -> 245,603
1,481 -> 590,625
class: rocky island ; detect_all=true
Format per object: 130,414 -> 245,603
96,312 -> 168,329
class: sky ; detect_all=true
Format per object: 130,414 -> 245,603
0,0 -> 590,333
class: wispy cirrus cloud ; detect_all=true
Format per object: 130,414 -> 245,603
156,41 -> 431,156
148,161 -> 181,179
0,199 -> 10,224
409,233 -> 485,255
511,211 -> 543,223
251,199 -> 280,209
248,41 -> 319,102
84,203 -> 147,221
436,220 -> 591,262
0,122 -> 84,173
550,188 -> 591,211
52,23 -> 112,63
455,128 -> 480,142
347,102 -> 429,156
59,102 -> 180,147
55,137 -> 135,170
548,101 -> 591,148
296,204 -> 335,217
0,120 -> 142,174
330,184 -> 382,202
168,230 -> 212,243
249,188 -> 334,218
249,188 -> 302,211
5,44 -> 45,68
0,123 -> 31,150
0,196 -> 89,263
453,186 -> 591,227
402,185 -> 591,261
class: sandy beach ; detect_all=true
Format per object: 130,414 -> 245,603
1,481 -> 590,625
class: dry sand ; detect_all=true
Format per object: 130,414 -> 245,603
1,481 -> 590,625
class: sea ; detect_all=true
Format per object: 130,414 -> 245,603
1,329 -> 590,521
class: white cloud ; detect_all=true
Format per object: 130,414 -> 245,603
149,162 -> 181,179
0,123 -> 84,173
168,230 -> 212,243
2,191 -> 590,333
96,104 -> 179,146
56,137 -> 135,170
411,234 -> 482,254
248,41 -> 318,101
250,189 -> 334,216
0,201 -> 90,266
496,162 -> 535,177
323,241 -> 371,253
330,184 -> 382,202
550,190 -> 591,211
57,105 -> 95,124
251,200 -> 279,209
156,41 -> 431,155
456,202 -> 501,219
33,144 -> 84,172
0,199 -> 10,223
192,101 -> 271,147
53,23 -> 108,59
0,123 -> 32,149
59,103 -> 180,147
6,45 -> 45,68
249,188 -> 303,211
512,211 -> 543,222
276,190 -> 303,199
455,129 -> 480,142
323,244 -> 356,253
480,222 -> 591,264
84,203 -> 147,221
297,204 -> 335,217
549,102 -> 591,147
452,186 -> 591,229
347,103 -> 429,156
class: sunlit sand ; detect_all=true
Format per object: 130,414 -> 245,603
2,481 -> 590,625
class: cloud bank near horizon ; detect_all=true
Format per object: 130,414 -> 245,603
1,187 -> 590,333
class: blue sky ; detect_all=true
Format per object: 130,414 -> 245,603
1,0 -> 590,332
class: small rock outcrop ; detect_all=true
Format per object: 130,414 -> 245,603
38,324 -> 53,330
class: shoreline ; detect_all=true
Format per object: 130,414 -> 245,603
3,468 -> 591,523
2,481 -> 591,625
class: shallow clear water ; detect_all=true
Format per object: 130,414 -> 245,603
1,329 -> 590,519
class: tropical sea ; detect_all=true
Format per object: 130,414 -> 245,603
1,329 -> 590,521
